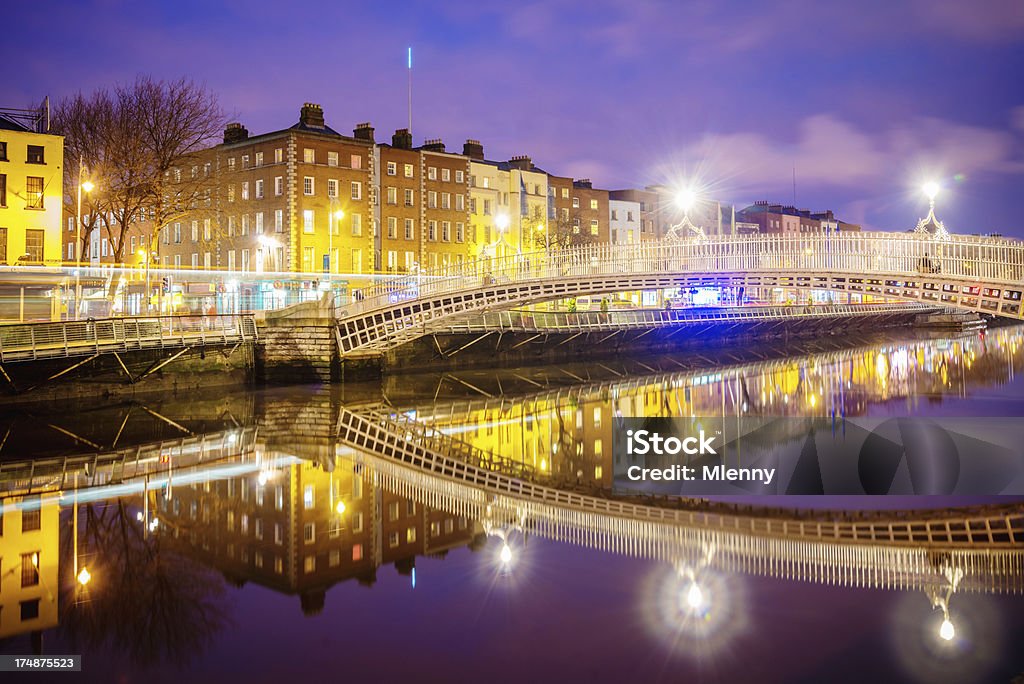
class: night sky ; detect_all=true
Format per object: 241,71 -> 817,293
6,1 -> 1024,234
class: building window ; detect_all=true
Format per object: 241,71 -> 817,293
428,221 -> 437,241
351,154 -> 362,169
26,176 -> 44,208
303,209 -> 314,233
255,179 -> 264,198
327,151 -> 339,167
255,212 -> 264,234
351,213 -> 362,236
427,191 -> 436,208
303,246 -> 314,271
441,221 -> 450,242
441,192 -> 450,209
386,187 -> 397,204
456,222 -> 464,242
404,219 -> 414,240
387,217 -> 397,239
455,194 -> 464,211
254,151 -> 263,167
0,173 -> 6,206
0,141 -> 7,160
406,527 -> 417,543
404,163 -> 414,178
26,145 -> 45,164
273,210 -> 283,232
304,177 -> 314,195
388,531 -> 399,548
327,179 -> 338,198
590,199 -> 599,210
591,219 -> 599,235
21,553 -> 40,587
404,189 -> 414,206
24,229 -> 44,263
20,599 -> 40,622
241,182 -> 249,200
304,522 -> 315,543
303,148 -> 315,163
351,181 -> 362,200
275,148 -> 283,163
304,485 -> 314,509
304,555 -> 315,573
352,544 -> 364,561
386,161 -> 397,176
274,176 -> 283,196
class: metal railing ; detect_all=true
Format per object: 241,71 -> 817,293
437,303 -> 931,334
337,232 -> 1024,319
0,314 -> 258,363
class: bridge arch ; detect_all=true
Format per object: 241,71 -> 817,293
336,233 -> 1024,355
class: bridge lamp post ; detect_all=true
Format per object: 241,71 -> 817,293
495,213 -> 510,263
914,180 -> 950,241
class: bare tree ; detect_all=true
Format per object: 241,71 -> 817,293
53,77 -> 225,264
522,205 -> 596,251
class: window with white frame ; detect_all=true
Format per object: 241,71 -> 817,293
428,191 -> 436,208
387,216 -> 397,239
303,148 -> 314,163
241,182 -> 249,200
274,148 -> 283,163
275,209 -> 283,232
441,221 -> 450,242
404,189 -> 414,206
428,220 -> 436,241
386,187 -> 397,204
327,179 -> 338,198
404,219 -> 414,240
427,166 -> 437,180
455,194 -> 464,211
351,181 -> 362,200
255,179 -> 264,198
350,154 -> 362,169
304,177 -> 314,195
255,151 -> 263,167
327,151 -> 339,167
455,169 -> 464,183
441,168 -> 450,182
303,209 -> 314,233
256,212 -> 264,234
403,163 -> 413,178
386,161 -> 397,176
351,213 -> 362,236
456,222 -> 464,242
274,176 -> 283,196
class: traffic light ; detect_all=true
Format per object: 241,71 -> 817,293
161,276 -> 171,293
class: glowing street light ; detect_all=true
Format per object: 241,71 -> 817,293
939,617 -> 955,641
494,213 -> 511,261
675,188 -> 697,213
335,500 -> 347,515
77,567 -> 92,586
685,582 -> 704,610
923,181 -> 940,203
667,184 -> 706,241
500,543 -> 513,565
914,179 -> 950,240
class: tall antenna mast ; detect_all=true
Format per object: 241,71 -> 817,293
407,47 -> 413,136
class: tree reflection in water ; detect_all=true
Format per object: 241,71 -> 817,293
62,499 -> 229,667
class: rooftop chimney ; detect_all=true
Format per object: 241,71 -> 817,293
299,103 -> 326,129
392,128 -> 413,149
463,139 -> 484,160
223,122 -> 249,144
573,178 -> 593,189
421,138 -> 446,152
353,122 -> 375,142
508,155 -> 532,171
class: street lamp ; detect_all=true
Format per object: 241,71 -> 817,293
667,185 -> 706,241
257,235 -> 281,273
74,160 -> 95,320
330,208 -> 345,275
494,213 -> 510,262
536,223 -> 549,251
137,249 -> 151,313
914,180 -> 950,240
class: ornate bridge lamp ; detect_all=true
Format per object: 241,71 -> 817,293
666,188 -> 708,242
913,182 -> 951,277
925,559 -> 963,643
674,543 -> 716,615
481,499 -> 528,572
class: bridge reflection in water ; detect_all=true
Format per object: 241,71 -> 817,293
0,326 -> 1022,669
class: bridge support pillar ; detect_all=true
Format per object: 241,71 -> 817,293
256,296 -> 339,384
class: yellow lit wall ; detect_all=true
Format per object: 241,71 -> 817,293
0,127 -> 64,266
0,494 -> 60,638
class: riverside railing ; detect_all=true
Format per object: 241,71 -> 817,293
336,232 -> 1024,319
0,314 -> 258,363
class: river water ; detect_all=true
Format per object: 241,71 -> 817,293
1,325 -> 1023,683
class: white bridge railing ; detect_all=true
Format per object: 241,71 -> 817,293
336,232 -> 1024,319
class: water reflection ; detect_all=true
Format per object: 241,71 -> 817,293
0,326 -> 1022,678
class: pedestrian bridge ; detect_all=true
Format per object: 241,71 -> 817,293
335,232 -> 1024,355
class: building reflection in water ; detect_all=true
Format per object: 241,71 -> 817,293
0,326 -> 1021,669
